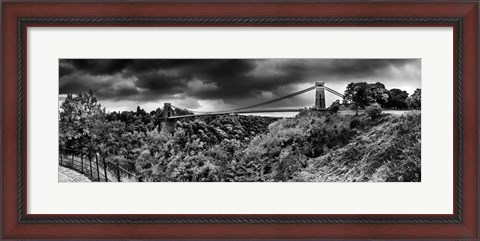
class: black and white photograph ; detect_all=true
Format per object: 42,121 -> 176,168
58,59 -> 421,182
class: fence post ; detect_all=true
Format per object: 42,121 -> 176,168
116,163 -> 121,182
89,154 -> 93,179
103,157 -> 108,182
71,153 -> 74,169
60,152 -> 63,166
95,154 -> 100,181
80,154 -> 84,173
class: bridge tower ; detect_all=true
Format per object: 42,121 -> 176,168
160,103 -> 176,133
163,103 -> 174,118
315,82 -> 326,109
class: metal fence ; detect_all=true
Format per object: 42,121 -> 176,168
59,148 -> 138,182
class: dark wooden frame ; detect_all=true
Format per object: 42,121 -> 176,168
2,1 -> 478,239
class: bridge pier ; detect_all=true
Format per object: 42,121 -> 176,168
315,82 -> 326,109
160,120 -> 177,133
160,103 -> 176,133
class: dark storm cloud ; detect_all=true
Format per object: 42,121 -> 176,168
134,70 -> 187,96
132,59 -> 259,101
63,59 -> 132,76
59,72 -> 139,99
59,59 -> 420,110
59,62 -> 75,78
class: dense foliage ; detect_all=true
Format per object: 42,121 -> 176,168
59,82 -> 421,182
343,82 -> 421,112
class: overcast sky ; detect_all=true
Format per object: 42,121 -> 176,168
59,59 -> 421,112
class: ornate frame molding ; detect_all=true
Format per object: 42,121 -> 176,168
16,16 -> 463,224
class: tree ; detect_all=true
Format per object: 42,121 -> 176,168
93,120 -> 126,156
59,90 -> 105,153
406,88 -> 421,109
136,106 -> 146,116
343,82 -> 389,115
343,82 -> 371,115
369,82 -> 389,107
386,88 -> 409,109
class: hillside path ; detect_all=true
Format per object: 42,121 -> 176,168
59,166 -> 92,182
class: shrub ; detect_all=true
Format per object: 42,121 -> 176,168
349,118 -> 362,129
366,103 -> 382,119
329,100 -> 341,113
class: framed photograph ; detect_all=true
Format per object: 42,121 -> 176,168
2,1 -> 479,240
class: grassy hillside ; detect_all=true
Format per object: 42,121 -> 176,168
292,112 -> 421,182
236,110 -> 420,182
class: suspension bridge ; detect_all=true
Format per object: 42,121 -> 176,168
156,82 -> 344,132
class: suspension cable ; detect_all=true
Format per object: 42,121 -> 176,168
323,86 -> 344,98
218,85 -> 316,113
165,85 -> 344,115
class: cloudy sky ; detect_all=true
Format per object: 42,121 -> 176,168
59,59 -> 421,112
